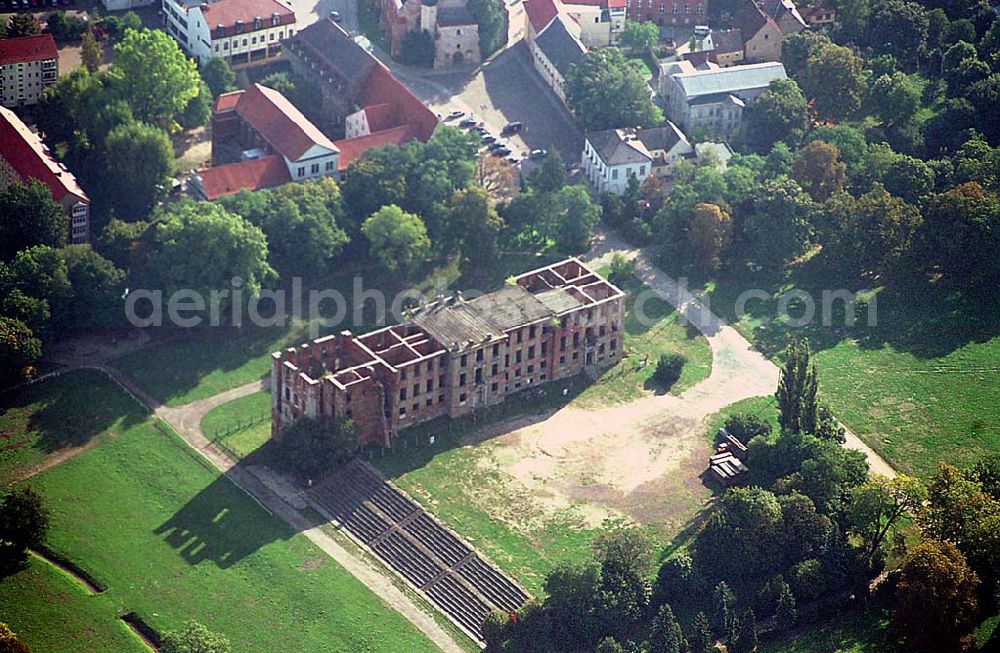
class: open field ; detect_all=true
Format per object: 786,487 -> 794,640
1,381 -> 440,652
0,553 -> 148,653
571,270 -> 712,408
0,370 -> 148,484
677,260 -> 1000,480
201,390 -> 272,459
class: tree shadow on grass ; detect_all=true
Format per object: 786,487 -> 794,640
0,369 -> 149,458
153,472 -> 297,569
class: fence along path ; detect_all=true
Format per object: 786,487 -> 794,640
309,459 -> 529,641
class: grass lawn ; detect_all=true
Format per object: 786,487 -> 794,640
760,608 -> 892,653
571,270 -> 712,409
201,391 -> 272,459
676,257 -> 1000,480
2,383 -> 441,652
0,370 -> 149,485
0,553 -> 148,653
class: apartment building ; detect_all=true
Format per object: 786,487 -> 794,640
0,106 -> 89,243
162,0 -> 295,65
271,259 -> 626,448
0,35 -> 58,108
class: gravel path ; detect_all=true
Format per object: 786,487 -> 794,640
586,227 -> 897,478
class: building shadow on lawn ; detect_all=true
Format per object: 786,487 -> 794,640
153,472 -> 302,569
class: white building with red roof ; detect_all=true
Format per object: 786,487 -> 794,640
0,34 -> 58,108
162,0 -> 295,65
0,106 -> 89,243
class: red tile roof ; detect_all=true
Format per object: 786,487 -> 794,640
334,126 -> 412,171
362,103 -> 395,133
233,83 -> 338,161
0,105 -> 87,205
200,0 -> 295,37
357,65 -> 438,142
524,0 -> 559,33
735,0 -> 778,39
195,155 -> 291,200
0,34 -> 58,65
214,90 -> 242,112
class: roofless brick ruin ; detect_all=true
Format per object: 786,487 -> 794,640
271,258 -> 626,447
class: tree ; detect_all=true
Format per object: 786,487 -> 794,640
892,540 -> 979,652
399,30 -> 435,67
180,81 -> 213,129
0,487 -> 49,562
6,14 -> 41,38
594,523 -> 653,639
687,203 -> 731,272
544,562 -> 601,649
564,47 -> 663,132
865,0 -> 929,67
550,185 -> 600,253
81,28 -> 102,73
607,253 -> 635,288
481,610 -> 509,650
775,581 -> 796,627
652,353 -> 685,388
776,339 -> 818,435
160,621 -> 230,653
446,187 -> 504,270
968,73 -> 1000,145
200,57 -> 236,97
46,11 -> 86,42
793,141 -> 846,202
880,154 -> 935,205
868,73 -> 920,132
746,79 -> 809,152
722,413 -> 772,444
139,201 -> 274,317
532,150 -> 567,193
647,604 -> 685,653
469,0 -> 505,58
108,28 -> 200,126
103,121 -> 174,220
276,416 -> 357,479
361,205 -> 431,273
780,30 -> 828,82
220,178 -> 348,278
60,245 -> 125,330
711,581 -> 735,635
802,43 -> 865,122
688,612 -> 713,653
0,180 -> 67,261
918,181 -> 1000,285
847,474 -> 927,567
620,20 -> 659,52
821,184 -> 923,277
0,318 -> 42,387
729,609 -> 758,653
595,637 -> 625,653
2,246 -> 72,334
742,177 -> 814,269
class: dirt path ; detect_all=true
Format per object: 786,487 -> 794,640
92,367 -> 465,653
586,228 -> 897,479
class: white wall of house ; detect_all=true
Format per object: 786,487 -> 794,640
285,145 -> 339,181
580,139 -> 652,195
162,0 -> 293,65
345,109 -> 370,139
531,45 -> 568,104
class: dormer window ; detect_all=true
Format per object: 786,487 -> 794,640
271,12 -> 280,26
254,15 -> 262,29
234,19 -> 243,33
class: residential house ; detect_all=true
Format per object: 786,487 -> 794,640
709,28 -> 745,67
624,0 -> 707,27
378,0 -> 480,68
161,0 -> 295,65
524,0 -> 560,42
760,0 -> 807,34
733,0 -> 783,63
561,0 -> 626,47
799,2 -> 835,28
0,35 -> 58,108
581,123 -> 693,194
658,59 -> 786,135
0,106 -> 89,243
271,258 -> 625,447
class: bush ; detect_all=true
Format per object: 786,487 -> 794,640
721,413 -> 773,445
0,486 -> 49,566
399,29 -> 435,67
275,416 -> 357,480
652,353 -> 685,388
607,253 -> 635,288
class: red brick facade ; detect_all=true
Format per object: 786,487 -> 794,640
271,259 -> 626,448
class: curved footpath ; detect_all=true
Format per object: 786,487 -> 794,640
586,227 -> 896,478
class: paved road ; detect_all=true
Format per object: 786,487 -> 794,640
587,227 -> 898,479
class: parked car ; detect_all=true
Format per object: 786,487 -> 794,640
529,148 -> 548,160
501,121 -> 523,136
487,141 -> 506,151
506,155 -> 519,164
492,146 -> 511,157
446,110 -> 466,120
458,117 -> 476,128
329,10 -> 342,21
481,134 -> 496,144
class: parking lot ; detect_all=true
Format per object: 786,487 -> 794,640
394,42 -> 583,168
